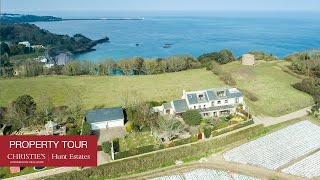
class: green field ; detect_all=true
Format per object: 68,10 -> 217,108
223,61 -> 314,116
0,69 -> 225,110
0,62 -> 313,117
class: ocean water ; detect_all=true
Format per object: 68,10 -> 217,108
33,11 -> 320,61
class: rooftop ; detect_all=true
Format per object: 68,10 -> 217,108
172,99 -> 188,113
86,107 -> 124,124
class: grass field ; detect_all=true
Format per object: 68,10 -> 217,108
0,61 -> 314,117
222,61 -> 314,116
0,69 -> 225,110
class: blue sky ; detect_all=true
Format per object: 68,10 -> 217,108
2,0 -> 320,12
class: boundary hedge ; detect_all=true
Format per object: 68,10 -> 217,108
44,124 -> 264,180
114,134 -> 198,159
212,119 -> 254,137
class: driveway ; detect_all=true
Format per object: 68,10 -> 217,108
93,127 -> 127,145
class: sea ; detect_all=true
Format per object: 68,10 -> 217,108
31,11 -> 320,61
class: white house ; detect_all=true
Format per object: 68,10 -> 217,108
85,107 -> 125,130
154,88 -> 245,118
18,41 -> 31,48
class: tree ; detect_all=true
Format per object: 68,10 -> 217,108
144,59 -> 159,75
135,102 -> 158,132
81,121 -> 92,135
102,141 -> 112,154
37,96 -> 54,124
14,95 -> 37,127
131,56 -> 144,75
67,127 -> 80,135
0,42 -> 10,55
182,110 -> 202,126
154,116 -> 185,142
66,93 -> 83,120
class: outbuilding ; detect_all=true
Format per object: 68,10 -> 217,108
85,107 -> 125,130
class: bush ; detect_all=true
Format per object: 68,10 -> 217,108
66,117 -> 75,123
67,127 -> 80,135
81,121 -> 92,135
182,110 -> 202,126
125,121 -> 134,133
203,126 -> 213,138
102,141 -> 112,154
113,138 -> 120,152
45,124 -> 264,180
212,119 -> 254,137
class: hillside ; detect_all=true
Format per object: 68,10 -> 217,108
0,23 -> 109,56
222,61 -> 314,116
0,63 -> 314,116
0,13 -> 62,23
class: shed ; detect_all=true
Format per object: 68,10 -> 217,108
85,107 -> 125,130
242,54 -> 255,65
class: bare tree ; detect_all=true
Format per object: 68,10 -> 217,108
154,116 -> 185,142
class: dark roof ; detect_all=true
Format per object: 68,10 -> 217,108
197,105 -> 235,112
86,107 -> 124,124
172,99 -> 188,113
186,92 -> 209,105
163,103 -> 172,109
226,89 -> 244,99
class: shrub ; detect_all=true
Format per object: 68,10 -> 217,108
102,141 -> 112,154
203,126 -> 213,138
125,121 -> 134,133
81,121 -> 92,135
182,110 -> 202,126
66,117 -> 75,123
113,138 -> 120,152
67,127 -> 80,135
238,88 -> 259,102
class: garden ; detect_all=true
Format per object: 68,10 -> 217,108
102,101 -> 253,160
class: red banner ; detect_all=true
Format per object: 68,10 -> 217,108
0,136 -> 97,167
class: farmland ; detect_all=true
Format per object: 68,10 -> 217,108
222,61 -> 314,117
223,120 -> 320,179
150,168 -> 261,180
282,151 -> 320,178
0,69 -> 225,110
0,61 -> 314,116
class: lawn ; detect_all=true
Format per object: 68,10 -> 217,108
222,61 -> 314,117
119,132 -> 159,152
0,69 -> 225,110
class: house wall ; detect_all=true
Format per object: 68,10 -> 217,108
90,119 -> 124,130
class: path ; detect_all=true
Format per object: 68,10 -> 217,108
253,106 -> 312,126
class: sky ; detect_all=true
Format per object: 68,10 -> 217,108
2,0 -> 320,13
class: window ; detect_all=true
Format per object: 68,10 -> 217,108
198,105 -> 201,109
212,102 -> 214,106
194,106 -> 196,109
203,113 -> 209,117
217,91 -> 225,97
217,101 -> 221,104
198,94 -> 204,101
235,97 -> 239,103
204,105 -> 206,108
225,99 -> 228,104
